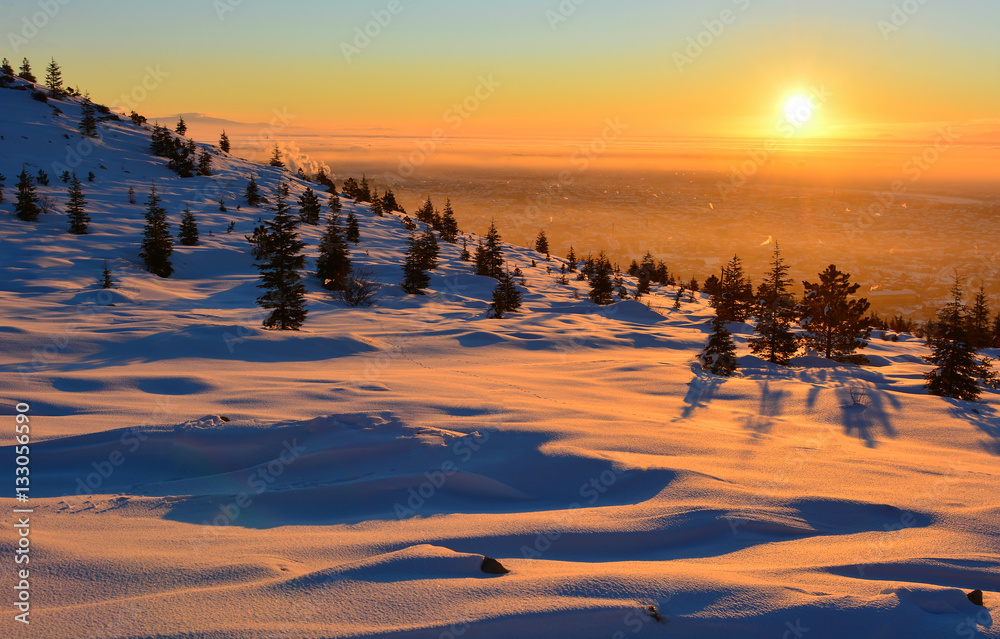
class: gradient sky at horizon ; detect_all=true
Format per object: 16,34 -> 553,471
3,0 -> 1000,144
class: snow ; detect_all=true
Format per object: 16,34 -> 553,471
0,80 -> 997,638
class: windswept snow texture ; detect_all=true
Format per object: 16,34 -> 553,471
0,82 -> 998,639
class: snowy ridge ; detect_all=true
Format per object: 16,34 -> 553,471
0,79 -> 998,638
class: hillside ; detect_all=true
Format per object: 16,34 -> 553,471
0,78 -> 997,639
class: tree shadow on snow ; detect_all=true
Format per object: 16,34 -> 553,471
839,385 -> 900,448
948,400 -> 1000,456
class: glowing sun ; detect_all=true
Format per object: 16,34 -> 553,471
784,95 -> 815,126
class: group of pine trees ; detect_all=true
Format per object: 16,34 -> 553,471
150,122 -> 212,178
702,246 -> 873,374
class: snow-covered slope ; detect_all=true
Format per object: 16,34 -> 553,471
0,80 -> 997,639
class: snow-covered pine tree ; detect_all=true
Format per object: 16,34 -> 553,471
702,313 -> 738,376
269,144 -> 285,168
14,168 -> 40,222
345,211 -> 360,244
798,264 -> 871,364
489,269 -> 522,319
297,188 -> 321,225
255,184 -> 308,330
219,130 -> 231,153
79,99 -> 98,137
178,206 -> 199,246
19,58 -> 36,83
440,199 -> 459,242
45,58 -> 63,97
139,185 -> 174,278
316,213 -> 352,291
534,230 -> 550,259
99,260 -> 114,289
924,277 -> 998,401
401,231 -> 431,294
749,244 -> 798,364
66,173 -> 89,235
588,252 -> 615,305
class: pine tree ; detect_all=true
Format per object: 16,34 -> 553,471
416,197 -> 435,225
99,260 -> 114,289
297,188 -> 321,225
14,168 -> 40,222
636,270 -> 651,297
150,123 -> 172,156
0,172 -> 6,204
460,239 -> 471,261
45,58 -> 63,97
490,269 -> 522,318
749,245 -> 798,364
370,197 -> 384,218
1,59 -> 14,77
269,144 -> 285,168
381,188 -> 401,212
566,246 -> 578,272
79,99 -> 98,137
475,221 -> 505,279
219,130 -> 231,153
342,177 -> 360,200
924,277 -> 997,401
534,230 -> 550,259
245,175 -> 263,206
589,252 -> 615,305
798,265 -> 872,364
358,175 -> 372,203
967,284 -> 992,350
993,313 -> 1000,349
178,207 -> 199,246
345,211 -> 360,243
36,170 -> 49,186
197,151 -> 212,176
401,231 -> 431,294
416,228 -> 440,271
255,185 -> 308,330
128,186 -> 136,204
702,313 -> 738,376
715,255 -> 753,322
440,199 -> 459,242
328,192 -> 342,215
314,168 -> 335,192
139,185 -> 174,278
316,213 -> 352,291
19,58 -> 36,83
66,173 -> 89,234
176,116 -> 187,136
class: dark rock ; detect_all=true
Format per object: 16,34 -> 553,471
481,557 -> 509,575
967,590 -> 984,606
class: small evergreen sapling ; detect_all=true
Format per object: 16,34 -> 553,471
19,58 -> 36,83
489,269 -> 522,319
100,260 -> 115,289
588,252 -> 615,305
345,211 -> 360,244
298,188 -> 321,225
79,99 -> 98,137
534,230 -> 550,259
176,116 -> 187,136
315,213 -> 352,291
66,173 -> 89,235
702,313 -> 738,377
401,232 -> 431,294
14,168 -> 40,222
178,207 -> 199,246
219,130 -> 231,153
269,144 -> 284,168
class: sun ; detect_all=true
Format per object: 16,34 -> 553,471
784,94 -> 815,126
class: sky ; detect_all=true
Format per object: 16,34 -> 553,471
4,0 -> 1000,164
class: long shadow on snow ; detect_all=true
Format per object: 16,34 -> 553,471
948,400 -> 1000,455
